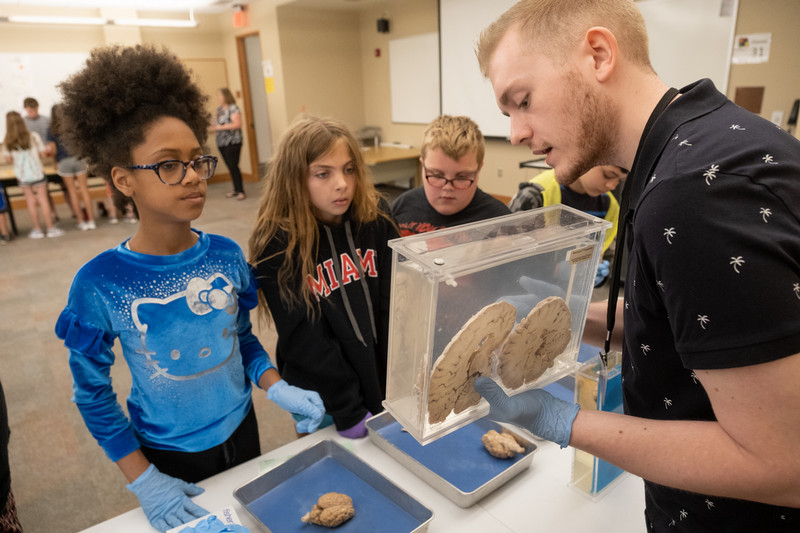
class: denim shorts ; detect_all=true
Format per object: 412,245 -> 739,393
57,156 -> 88,176
17,178 -> 47,188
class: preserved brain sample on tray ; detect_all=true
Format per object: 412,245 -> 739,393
384,206 -> 610,445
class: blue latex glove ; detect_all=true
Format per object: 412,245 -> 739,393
474,377 -> 579,448
126,463 -> 208,532
266,379 -> 325,433
595,260 -> 610,287
178,516 -> 249,533
337,411 -> 372,439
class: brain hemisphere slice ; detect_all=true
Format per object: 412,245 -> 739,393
497,296 -> 572,390
427,301 -> 516,425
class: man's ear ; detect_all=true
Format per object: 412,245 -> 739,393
110,166 -> 134,197
583,27 -> 617,82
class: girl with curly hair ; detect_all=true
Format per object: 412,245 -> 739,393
249,114 -> 399,439
54,45 -> 324,532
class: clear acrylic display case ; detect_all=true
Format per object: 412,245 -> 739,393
384,206 -> 611,445
570,352 -> 627,499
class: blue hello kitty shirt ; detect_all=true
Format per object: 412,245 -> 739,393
55,230 -> 272,462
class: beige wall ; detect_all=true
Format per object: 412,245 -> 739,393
357,0 -> 437,146
276,5 -> 364,129
727,0 -> 800,139
2,0 -> 796,189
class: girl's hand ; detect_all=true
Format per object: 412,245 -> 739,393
126,464 -> 208,532
266,379 -> 326,433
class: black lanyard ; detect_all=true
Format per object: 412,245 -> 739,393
602,87 -> 680,360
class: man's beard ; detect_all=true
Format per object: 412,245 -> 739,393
554,71 -> 619,186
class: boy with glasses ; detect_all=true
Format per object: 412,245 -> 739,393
391,115 -> 509,236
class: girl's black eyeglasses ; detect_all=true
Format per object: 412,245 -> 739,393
124,155 -> 218,185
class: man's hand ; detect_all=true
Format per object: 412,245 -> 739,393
474,377 -> 579,448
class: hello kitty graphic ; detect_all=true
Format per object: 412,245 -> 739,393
131,273 -> 239,380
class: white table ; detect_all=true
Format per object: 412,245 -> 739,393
80,425 -> 646,532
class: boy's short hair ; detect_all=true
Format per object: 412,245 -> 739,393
421,115 -> 485,166
23,97 -> 38,109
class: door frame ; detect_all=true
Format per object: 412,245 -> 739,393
236,32 -> 260,181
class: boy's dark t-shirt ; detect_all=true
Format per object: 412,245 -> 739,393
391,187 -> 510,236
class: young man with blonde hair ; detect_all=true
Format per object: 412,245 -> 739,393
391,115 -> 509,236
473,1 -> 800,531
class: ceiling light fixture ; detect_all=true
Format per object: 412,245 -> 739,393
5,15 -> 106,25
1,9 -> 198,28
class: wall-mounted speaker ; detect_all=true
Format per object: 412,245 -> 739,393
377,18 -> 390,33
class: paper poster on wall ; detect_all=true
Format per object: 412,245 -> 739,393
0,52 -> 88,139
732,33 -> 771,64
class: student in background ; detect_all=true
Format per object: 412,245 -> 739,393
473,1 -> 800,530
213,88 -> 245,200
509,165 -> 627,285
48,104 -> 97,230
391,115 -> 509,236
22,97 -> 50,144
249,114 -> 399,439
2,111 -> 63,239
55,44 -> 324,532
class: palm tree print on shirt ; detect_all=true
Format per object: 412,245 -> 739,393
641,344 -> 651,355
762,154 -> 778,164
760,207 -> 772,223
697,315 -> 710,329
703,164 -> 719,185
729,124 -> 746,131
794,283 -> 800,299
730,256 -> 745,273
664,228 -> 676,244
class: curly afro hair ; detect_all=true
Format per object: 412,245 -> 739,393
58,44 -> 210,182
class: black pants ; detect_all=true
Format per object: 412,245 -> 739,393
140,405 -> 260,483
218,142 -> 244,194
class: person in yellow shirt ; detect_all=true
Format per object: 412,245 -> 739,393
509,165 -> 626,285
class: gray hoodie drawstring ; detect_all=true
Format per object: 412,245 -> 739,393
345,220 -> 377,341
323,222 -> 375,347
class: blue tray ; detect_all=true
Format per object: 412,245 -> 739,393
366,413 -> 536,507
233,440 -> 432,532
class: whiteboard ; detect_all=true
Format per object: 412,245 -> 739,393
440,0 -> 516,138
439,0 -> 738,139
0,53 -> 89,139
637,0 -> 737,90
389,32 -> 440,124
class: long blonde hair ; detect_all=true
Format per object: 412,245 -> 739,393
3,111 -> 32,151
248,114 -> 391,318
